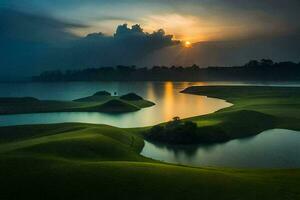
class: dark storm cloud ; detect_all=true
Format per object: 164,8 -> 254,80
0,8 -> 85,79
0,8 -> 84,43
215,0 -> 300,24
0,9 -> 179,78
59,24 -> 180,67
92,15 -> 136,22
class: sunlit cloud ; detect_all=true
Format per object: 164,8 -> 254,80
142,14 -> 204,42
140,12 -> 293,43
140,14 -> 249,42
30,0 -> 299,43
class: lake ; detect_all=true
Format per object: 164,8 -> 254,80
141,129 -> 300,168
1,81 -> 299,127
1,81 -> 300,168
0,81 -> 233,127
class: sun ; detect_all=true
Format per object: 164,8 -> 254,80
184,41 -> 192,48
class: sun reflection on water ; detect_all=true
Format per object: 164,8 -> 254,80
163,82 -> 175,121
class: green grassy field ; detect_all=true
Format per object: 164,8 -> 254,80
1,86 -> 300,199
0,123 -> 300,200
181,86 -> 300,138
0,92 -> 155,114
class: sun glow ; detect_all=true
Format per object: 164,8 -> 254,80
142,14 -> 226,42
184,41 -> 191,48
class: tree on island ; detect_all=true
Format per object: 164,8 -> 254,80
146,117 -> 198,144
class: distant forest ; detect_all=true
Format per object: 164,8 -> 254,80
33,59 -> 300,82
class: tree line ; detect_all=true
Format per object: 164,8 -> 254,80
32,59 -> 300,82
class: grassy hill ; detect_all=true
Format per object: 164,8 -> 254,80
0,123 -> 300,200
180,86 -> 300,137
0,92 -> 155,114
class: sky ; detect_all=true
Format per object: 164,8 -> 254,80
2,0 -> 300,42
1,0 -> 300,78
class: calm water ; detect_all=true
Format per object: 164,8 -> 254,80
0,81 -> 232,127
141,129 -> 300,168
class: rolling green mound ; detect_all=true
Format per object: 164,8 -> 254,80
0,123 -> 299,200
181,86 -> 300,135
0,124 -> 146,161
0,92 -> 155,114
145,110 -> 276,144
0,97 -> 39,103
85,99 -> 140,113
93,90 -> 111,96
74,90 -> 112,102
120,93 -> 144,100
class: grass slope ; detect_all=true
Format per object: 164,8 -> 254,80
181,86 -> 300,139
82,99 -> 140,113
0,123 -> 300,200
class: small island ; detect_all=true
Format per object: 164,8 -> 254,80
0,91 -> 155,114
145,111 -> 276,145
